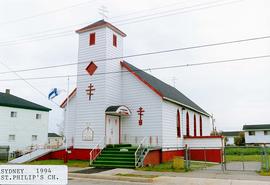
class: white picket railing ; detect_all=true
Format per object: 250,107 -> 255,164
89,136 -> 106,165
134,137 -> 147,167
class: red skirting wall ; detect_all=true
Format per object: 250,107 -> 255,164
143,150 -> 161,166
37,148 -> 91,161
161,150 -> 184,162
189,149 -> 222,163
37,148 -> 222,163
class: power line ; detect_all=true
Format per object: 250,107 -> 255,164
0,34 -> 270,75
0,0 -> 243,47
0,57 -> 60,107
0,54 -> 269,82
0,0 -> 97,26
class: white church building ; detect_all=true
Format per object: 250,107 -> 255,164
45,20 -> 223,166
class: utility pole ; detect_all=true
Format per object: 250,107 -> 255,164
211,113 -> 216,135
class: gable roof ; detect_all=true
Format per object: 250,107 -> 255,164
48,133 -> 62,137
243,124 -> 270,130
222,131 -> 241,137
75,20 -> 127,37
0,92 -> 51,112
121,61 -> 209,116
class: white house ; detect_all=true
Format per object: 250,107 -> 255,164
0,89 -> 50,153
48,133 -> 63,148
221,131 -> 240,145
49,20 -> 224,166
243,124 -> 270,146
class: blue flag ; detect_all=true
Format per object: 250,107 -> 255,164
48,88 -> 59,100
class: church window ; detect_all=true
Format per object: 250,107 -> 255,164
89,33 -> 95,46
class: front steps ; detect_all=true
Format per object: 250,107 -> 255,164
92,144 -> 137,168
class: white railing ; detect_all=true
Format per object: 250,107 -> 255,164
89,136 -> 106,166
134,137 -> 147,167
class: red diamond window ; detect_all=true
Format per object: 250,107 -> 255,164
85,62 -> 97,76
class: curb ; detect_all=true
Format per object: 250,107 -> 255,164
68,173 -> 154,183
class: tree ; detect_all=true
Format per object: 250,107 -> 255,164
234,132 -> 245,146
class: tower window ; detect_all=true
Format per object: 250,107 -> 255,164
89,33 -> 95,46
113,34 -> 117,47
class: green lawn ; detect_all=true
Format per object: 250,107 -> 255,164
26,160 -> 89,168
225,155 -> 263,162
137,161 -> 215,172
115,173 -> 158,178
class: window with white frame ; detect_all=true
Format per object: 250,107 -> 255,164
248,131 -> 255,136
264,131 -> 270,135
36,114 -> 42,119
9,135 -> 15,141
10,111 -> 17,118
32,135 -> 38,141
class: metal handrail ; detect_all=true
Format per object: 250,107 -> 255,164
134,137 -> 147,167
89,136 -> 106,165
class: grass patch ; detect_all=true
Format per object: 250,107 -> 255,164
259,170 -> 270,176
225,155 -> 263,162
25,160 -> 89,168
115,173 -> 158,178
137,161 -> 215,172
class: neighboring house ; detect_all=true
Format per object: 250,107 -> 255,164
243,124 -> 270,146
40,20 -> 223,166
48,133 -> 63,147
221,131 -> 240,145
0,89 -> 51,152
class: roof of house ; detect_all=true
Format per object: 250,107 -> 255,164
75,20 -> 127,37
121,61 -> 209,116
243,124 -> 270,130
0,92 -> 51,112
48,133 -> 62,137
221,131 -> 241,137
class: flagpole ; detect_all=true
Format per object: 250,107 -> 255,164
64,76 -> 70,163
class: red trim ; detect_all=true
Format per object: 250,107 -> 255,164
194,114 -> 197,137
186,112 -> 190,136
119,116 -> 121,144
184,135 -> 223,139
200,115 -> 203,136
120,61 -> 163,97
177,109 -> 181,137
60,88 -> 77,108
189,149 -> 222,163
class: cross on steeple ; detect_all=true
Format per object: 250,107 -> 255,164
99,5 -> 109,20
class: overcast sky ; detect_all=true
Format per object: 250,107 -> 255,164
0,0 -> 269,133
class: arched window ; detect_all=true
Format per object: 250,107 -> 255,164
200,115 -> 203,136
177,109 -> 181,137
194,114 -> 197,136
186,112 -> 190,136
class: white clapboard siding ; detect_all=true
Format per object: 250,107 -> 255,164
0,106 -> 48,152
64,95 -> 77,147
162,101 -> 184,148
121,68 -> 163,145
184,137 -> 224,148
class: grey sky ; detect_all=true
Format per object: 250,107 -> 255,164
0,0 -> 269,133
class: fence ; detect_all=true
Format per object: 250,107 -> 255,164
0,146 -> 10,162
224,146 -> 269,172
182,146 -> 270,172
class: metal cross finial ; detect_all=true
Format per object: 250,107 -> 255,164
99,5 -> 109,20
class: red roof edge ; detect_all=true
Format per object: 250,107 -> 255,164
120,61 -> 163,98
184,135 -> 224,139
60,88 -> 77,108
75,20 -> 127,37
